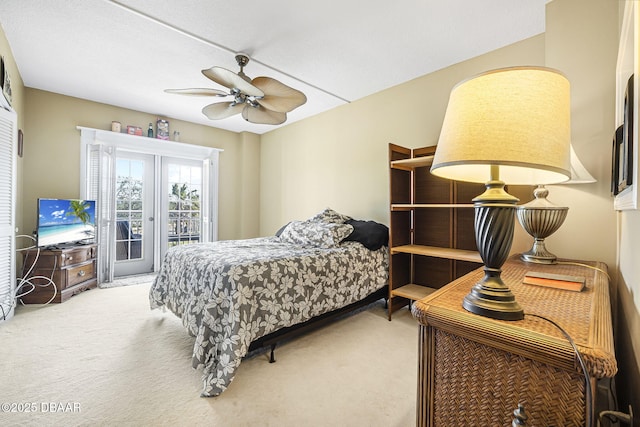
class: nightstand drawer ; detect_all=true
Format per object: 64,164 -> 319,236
66,261 -> 96,287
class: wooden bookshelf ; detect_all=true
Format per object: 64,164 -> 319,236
387,143 -> 484,320
390,245 -> 482,263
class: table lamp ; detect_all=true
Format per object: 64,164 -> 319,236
431,67 -> 572,321
516,145 -> 596,264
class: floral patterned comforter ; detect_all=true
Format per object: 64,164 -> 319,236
149,236 -> 388,396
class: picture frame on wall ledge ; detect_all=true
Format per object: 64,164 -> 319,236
0,56 -> 12,111
156,119 -> 169,140
618,75 -> 635,194
612,125 -> 622,196
1,57 -> 11,107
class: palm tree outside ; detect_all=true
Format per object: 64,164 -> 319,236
169,182 -> 201,246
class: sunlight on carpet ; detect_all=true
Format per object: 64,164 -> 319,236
99,273 -> 158,288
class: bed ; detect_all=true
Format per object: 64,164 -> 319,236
149,208 -> 389,397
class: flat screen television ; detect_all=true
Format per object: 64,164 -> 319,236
37,198 -> 97,248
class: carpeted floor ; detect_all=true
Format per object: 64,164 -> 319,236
2,280 -> 419,426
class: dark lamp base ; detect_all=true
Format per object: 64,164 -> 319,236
466,176 -> 524,321
463,259 -> 525,321
462,286 -> 524,321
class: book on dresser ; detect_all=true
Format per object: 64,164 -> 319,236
522,271 -> 586,292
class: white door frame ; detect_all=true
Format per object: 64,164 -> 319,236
113,152 -> 155,277
78,127 -> 222,282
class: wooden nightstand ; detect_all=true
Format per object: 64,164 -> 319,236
412,256 -> 617,427
19,244 -> 98,303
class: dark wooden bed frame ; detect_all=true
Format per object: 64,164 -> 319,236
247,286 -> 388,363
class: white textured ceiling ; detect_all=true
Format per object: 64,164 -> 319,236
0,0 -> 547,134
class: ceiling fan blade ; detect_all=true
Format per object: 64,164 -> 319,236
242,105 -> 287,125
202,102 -> 244,120
252,77 -> 307,113
165,88 -> 228,97
202,67 -> 264,97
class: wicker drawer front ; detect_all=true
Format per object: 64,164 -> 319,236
414,257 -> 616,427
432,329 -> 585,426
66,261 -> 96,287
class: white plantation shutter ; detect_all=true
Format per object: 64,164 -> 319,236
0,108 -> 17,323
81,141 -> 115,284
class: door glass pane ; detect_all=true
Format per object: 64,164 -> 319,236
115,159 -> 144,261
167,163 -> 202,248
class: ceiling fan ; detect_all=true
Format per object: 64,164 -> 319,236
165,53 -> 307,125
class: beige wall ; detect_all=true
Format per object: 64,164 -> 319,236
544,0 -> 618,272
21,89 -> 260,242
260,35 -> 546,247
237,131 -> 261,238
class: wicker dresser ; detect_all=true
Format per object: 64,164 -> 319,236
412,256 -> 617,427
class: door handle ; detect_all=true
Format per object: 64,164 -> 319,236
148,217 -> 154,222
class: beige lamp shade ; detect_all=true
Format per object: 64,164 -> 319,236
431,67 -> 572,185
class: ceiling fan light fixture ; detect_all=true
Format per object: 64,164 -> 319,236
167,52 -> 306,125
233,93 -> 246,105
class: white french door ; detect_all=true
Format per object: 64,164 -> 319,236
79,127 -> 221,283
113,153 -> 155,277
160,157 -> 204,262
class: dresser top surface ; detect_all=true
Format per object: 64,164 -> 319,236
412,256 -> 617,378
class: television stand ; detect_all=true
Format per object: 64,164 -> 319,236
19,244 -> 98,304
